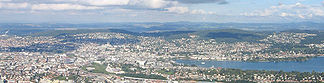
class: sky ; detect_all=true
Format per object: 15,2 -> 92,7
0,0 -> 323,23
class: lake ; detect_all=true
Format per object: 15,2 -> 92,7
176,57 -> 324,72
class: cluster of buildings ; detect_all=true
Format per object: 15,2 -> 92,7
73,32 -> 322,62
0,31 -> 322,82
260,32 -> 317,43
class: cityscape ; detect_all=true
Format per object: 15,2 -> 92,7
0,28 -> 323,82
0,0 -> 324,83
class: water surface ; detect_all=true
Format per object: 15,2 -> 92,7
176,57 -> 324,72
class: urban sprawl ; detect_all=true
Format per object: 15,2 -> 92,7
0,30 -> 323,83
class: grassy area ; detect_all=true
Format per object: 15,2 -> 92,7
53,75 -> 78,81
157,69 -> 176,75
82,63 -> 113,75
82,63 -> 166,80
67,54 -> 76,58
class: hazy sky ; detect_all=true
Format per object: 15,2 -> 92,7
0,0 -> 323,23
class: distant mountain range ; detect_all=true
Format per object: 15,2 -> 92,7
0,22 -> 323,32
